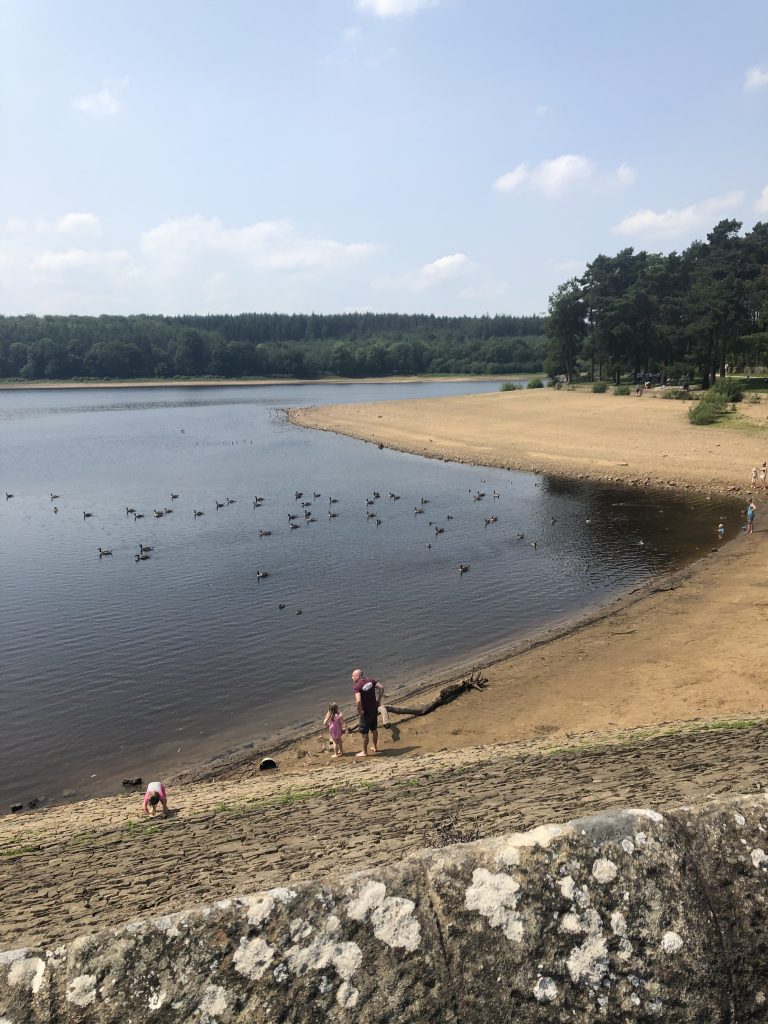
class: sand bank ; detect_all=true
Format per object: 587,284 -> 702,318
288,387 -> 766,494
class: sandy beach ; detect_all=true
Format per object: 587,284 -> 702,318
3,386 -> 768,952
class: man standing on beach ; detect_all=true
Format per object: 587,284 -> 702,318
352,668 -> 383,758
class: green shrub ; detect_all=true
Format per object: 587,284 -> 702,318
591,381 -> 608,393
526,377 -> 545,389
662,389 -> 696,400
500,381 -> 519,392
688,391 -> 729,425
613,384 -> 632,396
712,377 -> 743,402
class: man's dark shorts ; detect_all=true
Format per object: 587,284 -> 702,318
358,708 -> 378,734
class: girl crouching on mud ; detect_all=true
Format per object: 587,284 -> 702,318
323,702 -> 346,758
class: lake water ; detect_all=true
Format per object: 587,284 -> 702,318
0,382 -> 735,806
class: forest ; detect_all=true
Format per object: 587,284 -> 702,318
546,219 -> 768,386
4,218 -> 766,387
0,312 -> 546,381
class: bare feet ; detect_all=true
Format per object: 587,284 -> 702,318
356,751 -> 367,758
370,749 -> 379,755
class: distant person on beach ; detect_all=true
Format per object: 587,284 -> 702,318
323,701 -> 346,758
752,467 -> 758,489
761,463 -> 767,493
142,781 -> 168,817
718,522 -> 726,538
352,668 -> 383,758
747,501 -> 757,534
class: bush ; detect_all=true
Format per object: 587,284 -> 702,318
500,381 -> 519,392
688,391 -> 729,425
526,377 -> 545,389
613,384 -> 632,396
661,389 -> 696,400
712,377 -> 743,402
591,381 -> 608,393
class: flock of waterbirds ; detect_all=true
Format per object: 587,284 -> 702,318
3,481 -> 562,584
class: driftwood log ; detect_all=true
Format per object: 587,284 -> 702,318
384,669 -> 488,718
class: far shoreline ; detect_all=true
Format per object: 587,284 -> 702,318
0,373 -> 532,391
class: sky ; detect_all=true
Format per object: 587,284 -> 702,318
1,0 -> 767,318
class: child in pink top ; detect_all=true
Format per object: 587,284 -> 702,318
323,702 -> 346,758
143,781 -> 168,817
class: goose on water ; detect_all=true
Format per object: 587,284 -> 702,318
170,493 -> 179,500
215,501 -> 225,510
258,529 -> 272,537
135,552 -> 150,561
51,493 -> 60,501
126,507 -> 136,515
458,564 -> 470,574
134,512 -> 144,520
5,493 -> 13,500
98,547 -> 113,557
193,509 -> 204,517
256,570 -> 270,580
139,544 -> 153,553
83,511 -> 93,519
153,509 -> 164,518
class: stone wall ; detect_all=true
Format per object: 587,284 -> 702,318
2,794 -> 768,1022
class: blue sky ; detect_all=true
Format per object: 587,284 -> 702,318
1,0 -> 767,317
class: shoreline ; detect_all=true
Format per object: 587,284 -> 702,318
0,374 -> 527,391
176,541 -> 725,786
286,390 -> 758,497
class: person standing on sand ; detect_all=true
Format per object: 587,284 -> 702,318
761,463 -> 767,493
352,668 -> 383,758
323,702 -> 346,758
752,467 -> 758,490
747,500 -> 757,534
142,781 -> 169,817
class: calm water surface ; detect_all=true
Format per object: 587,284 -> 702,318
0,383 -> 736,805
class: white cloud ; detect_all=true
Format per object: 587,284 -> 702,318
756,185 -> 768,214
356,0 -> 439,16
343,26 -> 362,42
141,216 -> 377,273
0,212 -> 380,314
72,79 -> 127,118
56,213 -> 103,238
375,252 -> 472,293
493,164 -> 529,193
31,248 -> 132,274
744,66 -> 768,92
616,163 -> 636,186
614,191 -> 744,238
494,154 -> 594,198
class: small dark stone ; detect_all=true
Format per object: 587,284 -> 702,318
122,777 -> 143,787
27,799 -> 39,809
259,757 -> 278,771
10,803 -> 22,813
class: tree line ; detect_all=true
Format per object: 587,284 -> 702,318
546,219 -> 768,386
0,312 -> 547,381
